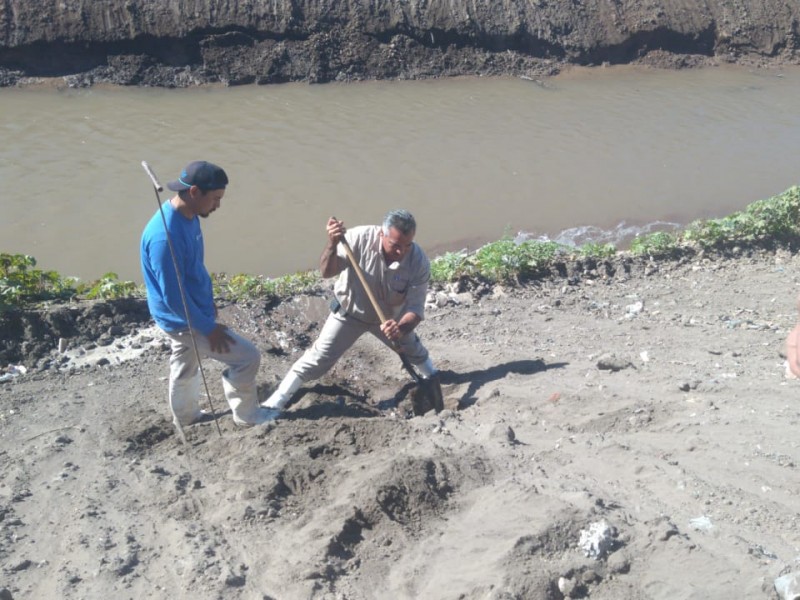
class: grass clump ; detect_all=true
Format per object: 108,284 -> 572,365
431,237 -> 566,283
80,272 -> 141,300
429,251 -> 471,282
629,231 -> 680,257
214,271 -> 319,302
684,185 -> 800,247
1,253 -> 141,310
1,253 -> 79,309
577,242 -> 617,259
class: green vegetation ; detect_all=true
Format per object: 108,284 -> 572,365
82,272 -> 140,300
683,185 -> 800,247
577,242 -> 618,259
0,253 -> 78,308
428,238 -> 568,283
629,231 -> 680,257
0,253 -> 142,311
3,186 -> 800,309
213,271 -> 319,301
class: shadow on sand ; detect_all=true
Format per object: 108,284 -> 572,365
269,358 -> 567,420
378,358 -> 567,412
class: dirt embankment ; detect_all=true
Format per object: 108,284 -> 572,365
0,0 -> 798,87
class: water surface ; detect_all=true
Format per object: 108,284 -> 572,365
2,65 -> 799,281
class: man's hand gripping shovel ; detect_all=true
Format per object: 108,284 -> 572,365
338,236 -> 444,414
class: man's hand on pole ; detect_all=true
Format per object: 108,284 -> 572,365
321,217 -> 347,278
380,319 -> 402,342
327,217 -> 346,244
381,313 -> 421,343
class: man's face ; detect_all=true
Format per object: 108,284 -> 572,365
191,187 -> 224,218
380,226 -> 415,263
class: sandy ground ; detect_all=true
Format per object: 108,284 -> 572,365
2,247 -> 800,599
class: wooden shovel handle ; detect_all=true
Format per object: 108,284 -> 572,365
339,238 -> 389,324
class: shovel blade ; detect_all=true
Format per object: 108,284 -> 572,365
409,374 -> 445,415
399,354 -> 444,415
422,375 -> 445,414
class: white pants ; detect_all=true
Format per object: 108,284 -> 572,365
162,328 -> 262,425
288,311 -> 429,383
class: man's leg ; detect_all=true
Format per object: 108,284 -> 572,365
264,312 -> 367,410
165,330 -> 205,426
166,328 -> 271,426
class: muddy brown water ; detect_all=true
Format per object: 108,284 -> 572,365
2,65 -> 800,283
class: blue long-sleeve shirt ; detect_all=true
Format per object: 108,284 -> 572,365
140,201 -> 216,335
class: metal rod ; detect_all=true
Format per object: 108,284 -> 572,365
141,161 -> 223,439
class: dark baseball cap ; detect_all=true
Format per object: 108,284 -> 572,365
167,161 -> 229,192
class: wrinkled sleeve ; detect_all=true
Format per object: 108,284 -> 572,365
148,238 -> 216,335
404,252 -> 430,320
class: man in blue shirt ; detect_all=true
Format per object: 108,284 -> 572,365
140,160 -> 273,428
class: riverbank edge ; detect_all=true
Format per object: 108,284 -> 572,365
3,183 -> 800,370
1,0 -> 799,88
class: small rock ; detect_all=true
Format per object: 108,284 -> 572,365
10,559 -> 32,572
597,354 -> 634,372
558,576 -> 576,597
606,551 -> 630,574
224,572 -> 246,587
655,520 -> 679,541
490,424 -> 516,444
0,588 -> 14,600
581,569 -> 601,584
452,292 -> 474,306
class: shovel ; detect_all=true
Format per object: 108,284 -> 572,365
340,238 -> 444,414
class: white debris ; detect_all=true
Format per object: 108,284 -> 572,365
578,520 -> 617,559
689,515 -> 713,531
625,301 -> 644,317
0,364 -> 28,382
774,571 -> 800,600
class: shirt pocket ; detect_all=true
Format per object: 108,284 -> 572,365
386,273 -> 409,306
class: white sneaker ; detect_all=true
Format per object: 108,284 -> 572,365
261,372 -> 303,411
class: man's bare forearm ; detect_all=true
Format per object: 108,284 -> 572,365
320,240 -> 339,278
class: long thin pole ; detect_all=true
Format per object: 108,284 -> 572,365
141,161 -> 223,440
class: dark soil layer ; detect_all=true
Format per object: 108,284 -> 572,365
0,0 -> 798,88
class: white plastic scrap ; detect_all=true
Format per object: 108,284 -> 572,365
578,520 -> 616,560
0,364 -> 27,382
774,571 -> 800,600
689,515 -> 713,531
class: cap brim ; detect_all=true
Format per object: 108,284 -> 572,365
166,180 -> 190,191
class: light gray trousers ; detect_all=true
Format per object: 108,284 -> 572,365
162,328 -> 261,425
289,311 -> 429,382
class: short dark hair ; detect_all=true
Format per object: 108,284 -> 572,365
383,209 -> 416,236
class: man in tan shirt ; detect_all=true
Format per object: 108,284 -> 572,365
263,209 -> 436,413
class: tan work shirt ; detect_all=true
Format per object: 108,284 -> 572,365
333,225 -> 430,324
